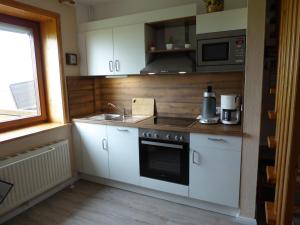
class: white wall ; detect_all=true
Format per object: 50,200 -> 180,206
89,0 -> 247,21
19,0 -> 80,76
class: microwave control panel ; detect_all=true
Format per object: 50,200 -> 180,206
233,36 -> 246,64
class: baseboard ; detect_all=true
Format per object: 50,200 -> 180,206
80,173 -> 240,218
0,176 -> 79,225
236,216 -> 257,225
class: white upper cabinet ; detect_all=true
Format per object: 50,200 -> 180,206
113,24 -> 145,75
75,122 -> 109,179
196,8 -> 248,34
107,126 -> 140,185
85,24 -> 145,76
86,28 -> 114,76
189,134 -> 242,208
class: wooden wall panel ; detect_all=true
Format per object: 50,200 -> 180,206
66,72 -> 244,119
66,77 -> 95,119
265,0 -> 300,224
94,72 -> 244,118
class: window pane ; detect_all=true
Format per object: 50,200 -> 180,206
0,23 -> 41,123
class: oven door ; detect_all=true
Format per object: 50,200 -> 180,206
139,138 -> 189,185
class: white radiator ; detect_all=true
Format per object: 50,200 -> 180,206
0,140 -> 72,216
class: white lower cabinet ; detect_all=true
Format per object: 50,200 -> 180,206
74,123 -> 139,186
73,122 -> 242,209
107,126 -> 140,185
75,122 -> 109,178
189,133 -> 242,208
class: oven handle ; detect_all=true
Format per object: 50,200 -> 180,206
141,140 -> 184,149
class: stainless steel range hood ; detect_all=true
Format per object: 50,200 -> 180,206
140,54 -> 195,75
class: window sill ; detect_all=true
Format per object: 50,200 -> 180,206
0,122 -> 71,144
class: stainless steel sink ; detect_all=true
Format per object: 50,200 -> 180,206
88,114 -> 121,121
88,114 -> 150,123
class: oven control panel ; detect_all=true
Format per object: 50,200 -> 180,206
139,129 -> 190,143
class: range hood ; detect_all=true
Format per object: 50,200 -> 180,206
140,54 -> 195,75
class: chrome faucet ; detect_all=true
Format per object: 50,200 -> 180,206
108,103 -> 126,120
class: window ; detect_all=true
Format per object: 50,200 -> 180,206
0,14 -> 46,131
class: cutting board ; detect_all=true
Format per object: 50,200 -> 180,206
132,98 -> 155,116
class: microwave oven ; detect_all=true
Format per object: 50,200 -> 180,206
197,29 -> 246,72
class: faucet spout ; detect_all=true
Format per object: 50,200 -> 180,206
108,103 -> 125,119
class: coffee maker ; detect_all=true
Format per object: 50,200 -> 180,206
220,95 -> 241,125
200,86 -> 219,124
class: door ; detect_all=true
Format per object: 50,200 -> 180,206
107,126 -> 139,185
86,28 -> 114,76
113,24 -> 145,75
76,123 -> 109,178
189,134 -> 241,208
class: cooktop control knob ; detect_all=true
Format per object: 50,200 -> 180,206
142,132 -> 147,137
179,136 -> 184,142
147,133 -> 152,138
154,133 -> 159,138
166,134 -> 170,140
174,136 -> 179,141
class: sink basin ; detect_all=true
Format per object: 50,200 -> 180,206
88,114 -> 150,123
89,114 -> 121,121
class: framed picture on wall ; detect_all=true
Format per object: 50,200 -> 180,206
66,53 -> 78,65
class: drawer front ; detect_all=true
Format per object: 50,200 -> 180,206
190,133 -> 242,151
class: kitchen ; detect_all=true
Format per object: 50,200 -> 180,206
71,1 -> 245,217
0,0 -> 298,225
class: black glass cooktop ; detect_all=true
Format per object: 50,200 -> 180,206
144,117 -> 196,127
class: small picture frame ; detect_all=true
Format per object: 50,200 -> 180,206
66,53 -> 78,65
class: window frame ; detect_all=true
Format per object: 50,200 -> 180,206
0,14 -> 47,132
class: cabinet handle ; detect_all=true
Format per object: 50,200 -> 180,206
109,61 -> 114,72
115,60 -> 120,72
192,150 -> 200,165
117,128 -> 129,132
208,137 -> 227,143
102,138 -> 108,151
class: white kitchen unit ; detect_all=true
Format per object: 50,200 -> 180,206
74,122 -> 109,178
107,126 -> 140,185
79,4 -> 197,76
86,28 -> 114,76
189,133 -> 242,208
85,23 -> 145,76
113,24 -> 145,75
196,8 -> 248,34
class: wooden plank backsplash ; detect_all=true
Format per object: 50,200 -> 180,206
66,72 -> 244,119
66,77 -> 95,119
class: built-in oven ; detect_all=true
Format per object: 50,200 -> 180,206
139,129 -> 189,185
197,29 -> 246,72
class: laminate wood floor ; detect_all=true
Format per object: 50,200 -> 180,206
4,180 -> 246,225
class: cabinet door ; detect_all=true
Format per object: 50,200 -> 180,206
113,24 -> 145,75
107,126 -> 139,185
76,123 -> 109,178
189,134 -> 241,208
86,28 -> 114,76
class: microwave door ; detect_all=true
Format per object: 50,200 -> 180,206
197,38 -> 231,66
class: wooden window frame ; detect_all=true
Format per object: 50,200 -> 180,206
0,14 -> 47,132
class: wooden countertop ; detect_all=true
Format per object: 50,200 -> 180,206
73,116 -> 243,137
